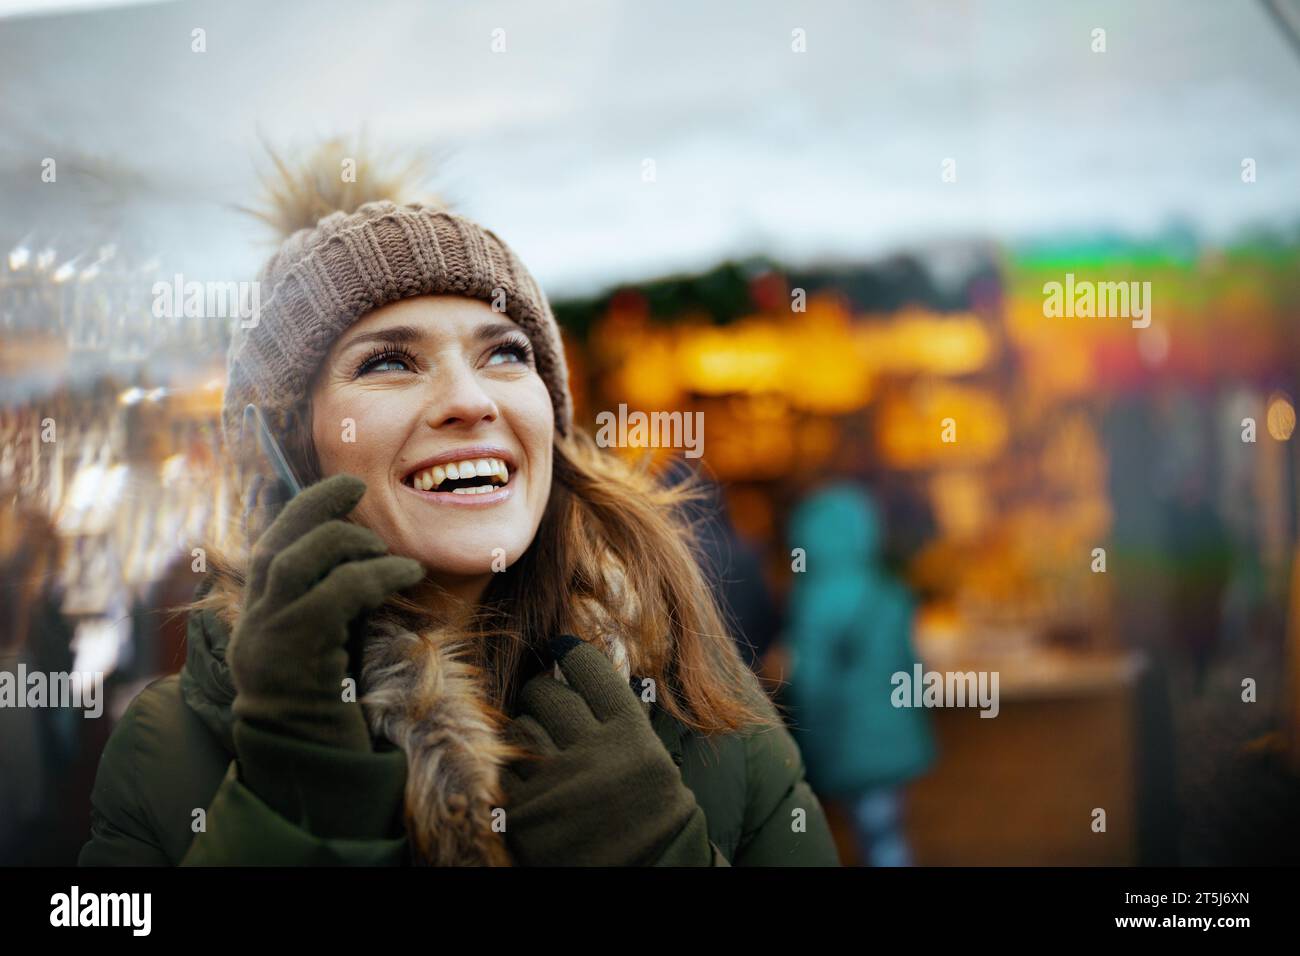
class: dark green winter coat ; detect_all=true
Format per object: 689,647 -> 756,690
78,586 -> 840,867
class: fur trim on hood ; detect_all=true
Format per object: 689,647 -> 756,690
182,567 -> 634,867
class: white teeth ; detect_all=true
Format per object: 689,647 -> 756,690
409,457 -> 510,491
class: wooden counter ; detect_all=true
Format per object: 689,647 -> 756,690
902,642 -> 1145,866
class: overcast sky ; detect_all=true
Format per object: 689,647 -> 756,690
2,0 -> 1298,296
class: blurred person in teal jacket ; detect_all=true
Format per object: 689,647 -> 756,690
785,483 -> 936,866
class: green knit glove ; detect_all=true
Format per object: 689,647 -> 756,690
502,635 -> 713,866
228,473 -> 424,753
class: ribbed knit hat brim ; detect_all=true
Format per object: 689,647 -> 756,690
222,199 -> 572,455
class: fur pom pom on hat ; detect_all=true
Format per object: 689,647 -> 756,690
222,196 -> 573,465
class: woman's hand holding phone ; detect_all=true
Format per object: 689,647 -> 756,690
228,473 -> 424,753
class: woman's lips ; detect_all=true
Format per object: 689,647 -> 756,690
398,477 -> 515,507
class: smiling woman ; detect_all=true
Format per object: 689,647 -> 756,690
76,149 -> 840,868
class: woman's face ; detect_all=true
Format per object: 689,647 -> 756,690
310,295 -> 554,599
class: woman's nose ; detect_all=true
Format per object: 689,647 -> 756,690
422,360 -> 499,429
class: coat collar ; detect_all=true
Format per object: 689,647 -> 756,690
179,577 -> 236,754
178,590 -> 686,760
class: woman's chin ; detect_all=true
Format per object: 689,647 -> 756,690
410,551 -> 513,581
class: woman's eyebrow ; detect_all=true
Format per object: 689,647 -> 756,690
472,320 -> 530,344
339,324 -> 424,351
339,320 -> 528,353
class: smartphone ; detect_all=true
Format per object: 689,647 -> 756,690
240,403 -> 303,501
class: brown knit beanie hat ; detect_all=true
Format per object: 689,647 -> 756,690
222,200 -> 573,467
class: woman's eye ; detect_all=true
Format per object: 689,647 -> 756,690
358,353 -> 414,376
487,344 -> 527,366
